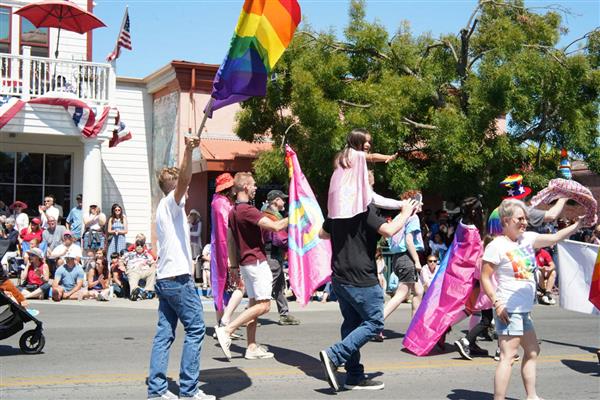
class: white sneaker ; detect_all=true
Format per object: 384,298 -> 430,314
245,345 -> 274,360
540,295 -> 551,305
148,390 -> 178,400
215,326 -> 232,359
181,389 -> 216,400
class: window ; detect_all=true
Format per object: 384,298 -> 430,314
20,17 -> 48,57
0,151 -> 72,216
0,6 -> 10,54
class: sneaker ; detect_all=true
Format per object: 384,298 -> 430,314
455,338 -> 472,360
181,389 -> 216,400
494,348 -> 520,362
215,326 -> 232,359
278,314 -> 301,325
245,345 -> 274,360
468,343 -> 489,357
540,295 -> 551,305
130,287 -> 142,301
146,290 -> 156,300
97,291 -> 109,301
319,350 -> 339,391
148,390 -> 178,400
371,332 -> 385,342
546,293 -> 556,305
344,378 -> 385,391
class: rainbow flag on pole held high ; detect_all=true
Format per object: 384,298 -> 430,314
285,145 -> 332,306
205,0 -> 301,117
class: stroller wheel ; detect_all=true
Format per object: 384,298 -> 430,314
19,329 -> 45,354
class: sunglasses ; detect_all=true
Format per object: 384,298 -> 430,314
63,234 -> 72,238
44,200 -> 52,203
427,259 -> 438,263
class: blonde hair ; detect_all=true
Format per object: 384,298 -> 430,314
498,198 -> 528,227
158,167 -> 179,195
232,172 -> 254,195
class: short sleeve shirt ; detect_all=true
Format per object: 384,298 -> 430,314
156,191 -> 193,279
535,248 -> 553,269
483,231 -> 539,312
388,214 -> 424,253
54,264 -> 85,291
229,202 -> 266,266
322,204 -> 386,287
42,225 -> 66,252
526,207 -> 546,228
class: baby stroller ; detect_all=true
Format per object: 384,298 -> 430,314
0,291 -> 45,354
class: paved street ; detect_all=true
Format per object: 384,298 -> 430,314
0,298 -> 598,399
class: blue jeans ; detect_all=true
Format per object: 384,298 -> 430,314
325,279 -> 384,384
148,275 -> 206,398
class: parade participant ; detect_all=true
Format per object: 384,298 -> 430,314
481,198 -> 584,400
210,173 -> 246,335
215,172 -> 288,360
318,191 -> 418,391
147,136 -> 215,400
383,190 -> 425,322
262,189 -> 300,326
327,128 -> 398,219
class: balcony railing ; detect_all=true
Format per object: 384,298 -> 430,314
0,47 -> 114,104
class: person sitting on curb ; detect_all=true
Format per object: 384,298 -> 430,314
19,248 -> 51,300
125,239 -> 157,300
535,247 -> 556,305
52,251 -> 87,301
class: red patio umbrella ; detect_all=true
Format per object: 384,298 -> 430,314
16,0 -> 106,58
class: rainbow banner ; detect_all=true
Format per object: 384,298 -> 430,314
285,145 -> 331,306
206,0 -> 301,117
591,247 -> 600,310
403,222 -> 483,356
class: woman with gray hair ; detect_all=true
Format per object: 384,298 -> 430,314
481,198 -> 584,400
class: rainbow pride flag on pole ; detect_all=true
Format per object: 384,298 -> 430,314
285,145 -> 332,306
206,0 -> 301,117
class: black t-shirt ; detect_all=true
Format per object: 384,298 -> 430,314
322,204 -> 386,287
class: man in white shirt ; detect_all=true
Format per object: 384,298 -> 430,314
147,136 -> 214,400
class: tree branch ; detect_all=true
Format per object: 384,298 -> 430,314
563,29 -> 599,52
298,31 -> 390,61
523,44 -> 566,66
338,100 -> 372,108
401,117 -> 438,130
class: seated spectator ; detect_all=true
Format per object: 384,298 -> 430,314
83,204 -> 106,251
201,243 -> 211,289
20,218 -> 44,249
38,195 -> 61,229
110,252 -> 129,298
19,248 -> 51,300
22,238 -> 45,267
536,247 -> 556,305
0,217 -> 19,272
82,249 -> 96,272
125,240 -> 156,301
429,232 -> 448,261
591,224 -> 600,245
50,231 -> 83,269
51,251 -> 88,301
87,257 -> 112,301
126,233 -> 155,258
42,215 -> 66,274
420,255 -> 439,292
10,200 -> 29,232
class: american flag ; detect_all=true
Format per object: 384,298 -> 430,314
109,110 -> 132,147
106,7 -> 132,62
0,96 -> 25,130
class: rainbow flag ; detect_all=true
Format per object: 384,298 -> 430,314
589,246 -> 600,310
285,145 -> 332,306
206,0 -> 301,117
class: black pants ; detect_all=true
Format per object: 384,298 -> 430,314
466,308 -> 493,344
267,256 -> 289,316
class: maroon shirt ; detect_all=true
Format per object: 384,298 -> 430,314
228,202 -> 266,266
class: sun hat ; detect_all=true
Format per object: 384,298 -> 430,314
9,200 -> 27,210
499,174 -> 532,200
215,173 -> 234,193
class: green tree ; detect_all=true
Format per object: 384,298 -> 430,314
236,0 -> 600,209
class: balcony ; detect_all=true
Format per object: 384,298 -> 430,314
0,47 -> 114,105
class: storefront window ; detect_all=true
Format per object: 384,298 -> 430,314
0,151 -> 72,216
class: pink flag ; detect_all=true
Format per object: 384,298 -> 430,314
285,145 -> 332,306
210,193 -> 233,312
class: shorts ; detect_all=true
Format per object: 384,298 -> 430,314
392,253 -> 418,283
240,260 -> 272,301
494,311 -> 534,336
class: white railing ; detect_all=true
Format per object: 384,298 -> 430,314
0,47 -> 113,104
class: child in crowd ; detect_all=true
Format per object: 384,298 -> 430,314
201,243 -> 211,289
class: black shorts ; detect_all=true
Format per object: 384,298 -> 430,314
392,253 -> 418,283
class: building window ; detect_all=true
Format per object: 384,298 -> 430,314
20,17 -> 48,57
0,6 -> 10,54
0,152 -> 71,216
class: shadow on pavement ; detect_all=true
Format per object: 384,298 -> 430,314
0,345 -> 25,357
268,343 -> 322,379
561,359 -> 600,377
540,338 -> 598,354
200,367 -> 252,397
447,389 -> 518,400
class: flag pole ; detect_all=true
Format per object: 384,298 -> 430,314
193,97 -> 214,138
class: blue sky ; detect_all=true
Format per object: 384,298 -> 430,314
91,0 -> 599,78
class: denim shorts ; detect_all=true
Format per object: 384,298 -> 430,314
494,311 -> 534,336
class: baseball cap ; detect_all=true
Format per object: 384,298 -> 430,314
267,190 -> 288,202
63,230 -> 73,237
31,218 -> 41,225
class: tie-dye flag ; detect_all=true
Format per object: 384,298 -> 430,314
206,0 -> 301,117
285,145 -> 331,306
